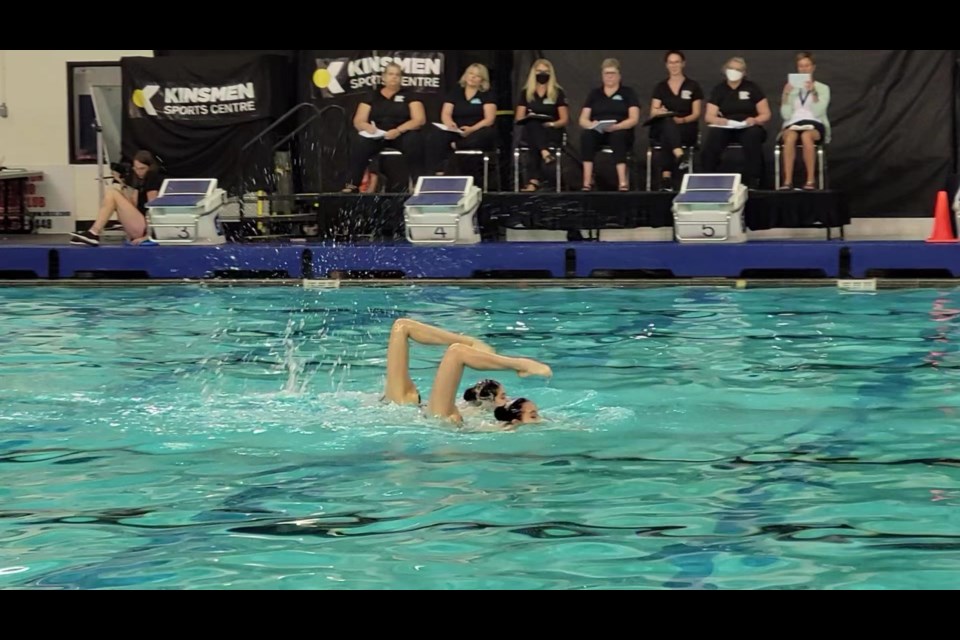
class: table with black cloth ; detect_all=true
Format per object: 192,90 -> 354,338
744,190 -> 850,239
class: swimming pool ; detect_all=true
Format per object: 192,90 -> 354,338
2,284 -> 959,589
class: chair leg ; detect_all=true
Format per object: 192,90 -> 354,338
647,147 -> 653,192
774,145 -> 782,191
818,147 -> 825,190
483,154 -> 489,193
555,149 -> 562,192
513,149 -> 520,193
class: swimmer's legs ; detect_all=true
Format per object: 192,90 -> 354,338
383,319 -> 494,405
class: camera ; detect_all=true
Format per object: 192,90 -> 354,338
111,161 -> 132,185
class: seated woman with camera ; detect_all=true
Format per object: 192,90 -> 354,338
70,150 -> 162,247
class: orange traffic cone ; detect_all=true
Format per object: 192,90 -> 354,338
927,191 -> 956,243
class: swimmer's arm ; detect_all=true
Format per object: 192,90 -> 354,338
426,344 -> 552,421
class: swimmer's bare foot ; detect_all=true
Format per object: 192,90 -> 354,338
517,359 -> 552,379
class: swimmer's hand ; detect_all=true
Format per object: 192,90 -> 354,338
517,359 -> 552,379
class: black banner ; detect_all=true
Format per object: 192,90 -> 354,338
539,50 -> 956,217
122,54 -> 290,194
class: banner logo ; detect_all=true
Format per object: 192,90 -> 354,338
131,85 -> 160,116
312,53 -> 444,98
130,82 -> 258,119
312,60 -> 348,98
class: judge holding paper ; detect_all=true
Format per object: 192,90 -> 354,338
578,58 -> 642,191
702,57 -> 771,189
342,62 -> 426,193
515,59 -> 570,192
779,51 -> 831,190
424,63 -> 498,176
648,50 -> 704,191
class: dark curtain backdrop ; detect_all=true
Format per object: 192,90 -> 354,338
152,50 -> 959,215
295,50 -> 508,192
123,54 -> 291,195
535,50 -> 956,216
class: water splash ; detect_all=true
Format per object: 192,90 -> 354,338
282,318 -> 309,395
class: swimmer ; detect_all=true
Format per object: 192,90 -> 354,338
383,319 -> 552,425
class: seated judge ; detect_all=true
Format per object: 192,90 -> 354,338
515,58 -> 570,191
649,50 -> 703,191
779,51 -> 832,190
578,58 -> 641,192
342,62 -> 426,193
701,57 -> 771,189
425,63 -> 498,176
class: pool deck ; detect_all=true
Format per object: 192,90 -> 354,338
2,236 -> 960,282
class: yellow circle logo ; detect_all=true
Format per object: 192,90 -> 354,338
313,69 -> 332,89
132,89 -> 146,108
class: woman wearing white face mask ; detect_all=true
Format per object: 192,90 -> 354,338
702,57 -> 772,189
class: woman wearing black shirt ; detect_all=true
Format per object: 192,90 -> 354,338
425,63 -> 498,176
70,149 -> 162,247
515,58 -> 570,191
649,50 -> 703,191
578,58 -> 641,191
342,63 -> 426,193
702,56 -> 772,189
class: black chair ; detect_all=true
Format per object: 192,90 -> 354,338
598,146 -> 636,191
452,149 -> 499,192
646,142 -> 698,192
513,131 -> 566,193
774,136 -> 827,190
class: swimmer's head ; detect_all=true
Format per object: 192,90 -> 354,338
494,398 -> 541,426
463,379 -> 506,408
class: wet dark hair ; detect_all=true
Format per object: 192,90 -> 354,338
665,50 -> 686,63
463,379 -> 502,405
495,398 -> 529,423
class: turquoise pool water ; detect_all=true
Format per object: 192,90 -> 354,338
2,285 -> 960,590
